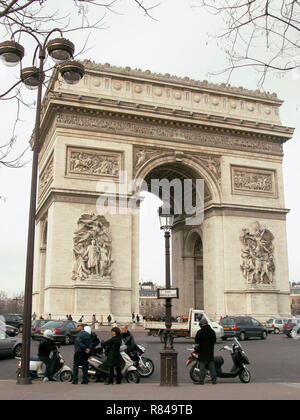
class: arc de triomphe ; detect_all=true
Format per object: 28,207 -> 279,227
32,61 -> 294,322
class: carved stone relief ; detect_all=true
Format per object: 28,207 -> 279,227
231,165 -> 277,197
133,146 -> 221,188
39,154 -> 54,199
56,112 -> 283,156
240,222 -> 275,286
66,147 -> 122,180
72,214 -> 113,284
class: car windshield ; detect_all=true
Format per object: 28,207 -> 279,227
266,319 -> 274,323
42,321 -> 64,328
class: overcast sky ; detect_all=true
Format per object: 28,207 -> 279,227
0,0 -> 299,296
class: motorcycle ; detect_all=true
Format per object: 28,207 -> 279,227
87,344 -> 140,383
16,348 -> 73,382
186,337 -> 251,384
128,344 -> 155,378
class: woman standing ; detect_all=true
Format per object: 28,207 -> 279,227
102,327 -> 122,385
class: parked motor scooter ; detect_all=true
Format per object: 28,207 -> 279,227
186,337 -> 251,383
127,344 -> 155,377
16,348 -> 73,382
87,344 -> 140,383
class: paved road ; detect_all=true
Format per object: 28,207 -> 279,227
1,331 -> 299,383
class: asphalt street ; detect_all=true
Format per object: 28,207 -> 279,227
1,330 -> 299,384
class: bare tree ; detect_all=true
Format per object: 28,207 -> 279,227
0,289 -> 24,313
197,0 -> 300,86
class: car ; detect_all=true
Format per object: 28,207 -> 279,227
6,324 -> 19,337
283,318 -> 300,337
220,316 -> 268,341
0,314 -> 23,332
31,319 -> 51,340
0,331 -> 22,359
34,320 -> 79,345
290,324 -> 300,339
265,318 -> 288,334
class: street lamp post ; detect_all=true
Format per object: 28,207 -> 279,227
158,206 -> 178,386
0,31 -> 85,384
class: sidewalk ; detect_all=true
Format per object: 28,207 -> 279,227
1,380 -> 299,400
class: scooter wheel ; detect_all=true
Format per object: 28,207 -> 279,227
88,373 -> 99,383
137,358 -> 155,377
189,364 -> 202,384
60,371 -> 73,382
125,371 -> 140,384
239,368 -> 251,383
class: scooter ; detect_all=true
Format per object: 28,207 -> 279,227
186,337 -> 251,383
16,349 -> 73,382
87,344 -> 140,383
127,344 -> 155,378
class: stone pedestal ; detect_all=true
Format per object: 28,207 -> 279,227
160,349 -> 178,386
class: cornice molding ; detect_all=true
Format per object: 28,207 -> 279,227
39,102 -> 287,158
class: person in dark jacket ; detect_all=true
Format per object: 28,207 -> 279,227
121,324 -> 136,353
194,318 -> 217,385
38,330 -> 57,382
72,324 -> 92,385
102,327 -> 122,385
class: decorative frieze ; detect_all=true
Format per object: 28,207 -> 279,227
66,146 -> 123,181
56,112 -> 283,156
231,165 -> 277,198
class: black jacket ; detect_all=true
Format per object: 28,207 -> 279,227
38,338 -> 56,358
102,335 -> 122,367
74,330 -> 92,353
121,331 -> 136,352
194,324 -> 216,362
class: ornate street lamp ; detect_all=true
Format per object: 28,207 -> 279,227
0,30 -> 84,385
158,205 -> 178,386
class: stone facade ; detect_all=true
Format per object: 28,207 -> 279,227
32,62 -> 294,322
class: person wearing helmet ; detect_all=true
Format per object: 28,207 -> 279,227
38,329 -> 57,382
84,325 -> 100,353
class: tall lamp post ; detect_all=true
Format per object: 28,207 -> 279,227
0,31 -> 85,385
158,205 -> 178,386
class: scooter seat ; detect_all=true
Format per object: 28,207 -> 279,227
30,357 -> 42,362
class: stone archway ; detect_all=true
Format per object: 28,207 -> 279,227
135,155 -> 220,317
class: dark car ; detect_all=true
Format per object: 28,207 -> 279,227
290,324 -> 300,339
31,319 -> 51,340
1,314 -> 23,332
0,331 -> 22,359
6,324 -> 19,337
35,320 -> 79,345
220,316 -> 268,341
283,318 -> 300,337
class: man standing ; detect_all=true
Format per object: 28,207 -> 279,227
194,318 -> 217,385
72,323 -> 92,385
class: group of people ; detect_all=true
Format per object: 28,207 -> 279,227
38,314 -> 217,386
38,322 -> 136,385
